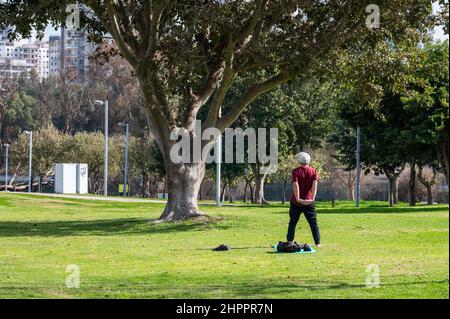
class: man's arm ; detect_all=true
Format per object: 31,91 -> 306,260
293,181 -> 300,203
311,180 -> 318,201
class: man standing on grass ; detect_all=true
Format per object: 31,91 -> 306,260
287,152 -> 321,247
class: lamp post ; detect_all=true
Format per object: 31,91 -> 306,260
24,131 -> 33,193
3,142 -> 10,192
118,122 -> 129,197
95,100 -> 109,196
216,107 -> 222,207
355,125 -> 361,208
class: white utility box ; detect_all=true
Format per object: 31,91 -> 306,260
54,163 -> 89,194
76,163 -> 89,194
54,164 -> 77,194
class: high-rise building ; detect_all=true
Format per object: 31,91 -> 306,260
49,35 -> 61,75
1,28 -> 112,81
0,57 -> 34,79
13,42 -> 49,78
0,30 -> 49,79
48,28 -> 97,81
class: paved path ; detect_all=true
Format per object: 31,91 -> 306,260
7,192 -> 245,207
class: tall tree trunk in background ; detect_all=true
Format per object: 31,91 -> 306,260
220,179 -> 227,203
282,179 -> 288,205
228,183 -> 233,203
254,173 -> 269,205
199,179 -> 203,201
384,165 -> 405,206
387,176 -> 395,206
436,143 -> 449,185
349,170 -> 355,201
385,174 -> 399,206
417,166 -> 437,205
243,179 -> 248,203
347,183 -> 355,201
141,173 -> 146,198
392,178 -> 399,204
426,184 -> 433,205
408,162 -> 417,207
252,164 -> 269,205
249,183 -> 254,204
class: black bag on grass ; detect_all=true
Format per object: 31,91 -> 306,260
277,241 -> 312,253
277,241 -> 301,252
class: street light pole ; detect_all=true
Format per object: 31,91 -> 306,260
216,107 -> 222,207
104,100 -> 109,196
95,100 -> 109,196
355,125 -> 361,208
24,131 -> 33,193
3,142 -> 9,192
119,122 -> 129,197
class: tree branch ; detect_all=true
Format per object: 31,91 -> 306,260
217,70 -> 292,131
104,0 -> 139,66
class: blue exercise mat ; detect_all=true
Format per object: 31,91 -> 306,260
273,245 -> 316,254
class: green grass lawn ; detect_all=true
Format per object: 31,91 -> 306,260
0,193 -> 448,299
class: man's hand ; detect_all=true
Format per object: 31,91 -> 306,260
297,199 -> 314,206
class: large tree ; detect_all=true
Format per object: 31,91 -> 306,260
0,0 -> 434,220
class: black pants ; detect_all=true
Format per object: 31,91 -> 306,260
286,203 -> 320,244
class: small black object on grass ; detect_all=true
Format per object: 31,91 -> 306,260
212,244 -> 230,251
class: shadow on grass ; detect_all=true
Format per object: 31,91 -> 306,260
222,279 -> 450,297
82,279 -> 448,298
0,218 -> 230,237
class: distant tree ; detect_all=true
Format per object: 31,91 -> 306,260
417,165 -> 438,205
50,70 -> 89,134
1,91 -> 36,140
275,154 -> 298,204
10,125 -> 68,190
129,133 -> 165,197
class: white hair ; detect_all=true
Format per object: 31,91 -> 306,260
296,152 -> 311,165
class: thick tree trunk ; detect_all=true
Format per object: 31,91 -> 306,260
408,162 -> 416,207
159,162 -> 205,221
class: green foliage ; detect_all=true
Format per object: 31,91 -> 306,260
1,91 -> 38,141
400,41 -> 449,166
329,41 -> 449,179
10,125 -> 69,178
129,133 -> 165,180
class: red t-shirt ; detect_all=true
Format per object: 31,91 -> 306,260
290,165 -> 318,204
